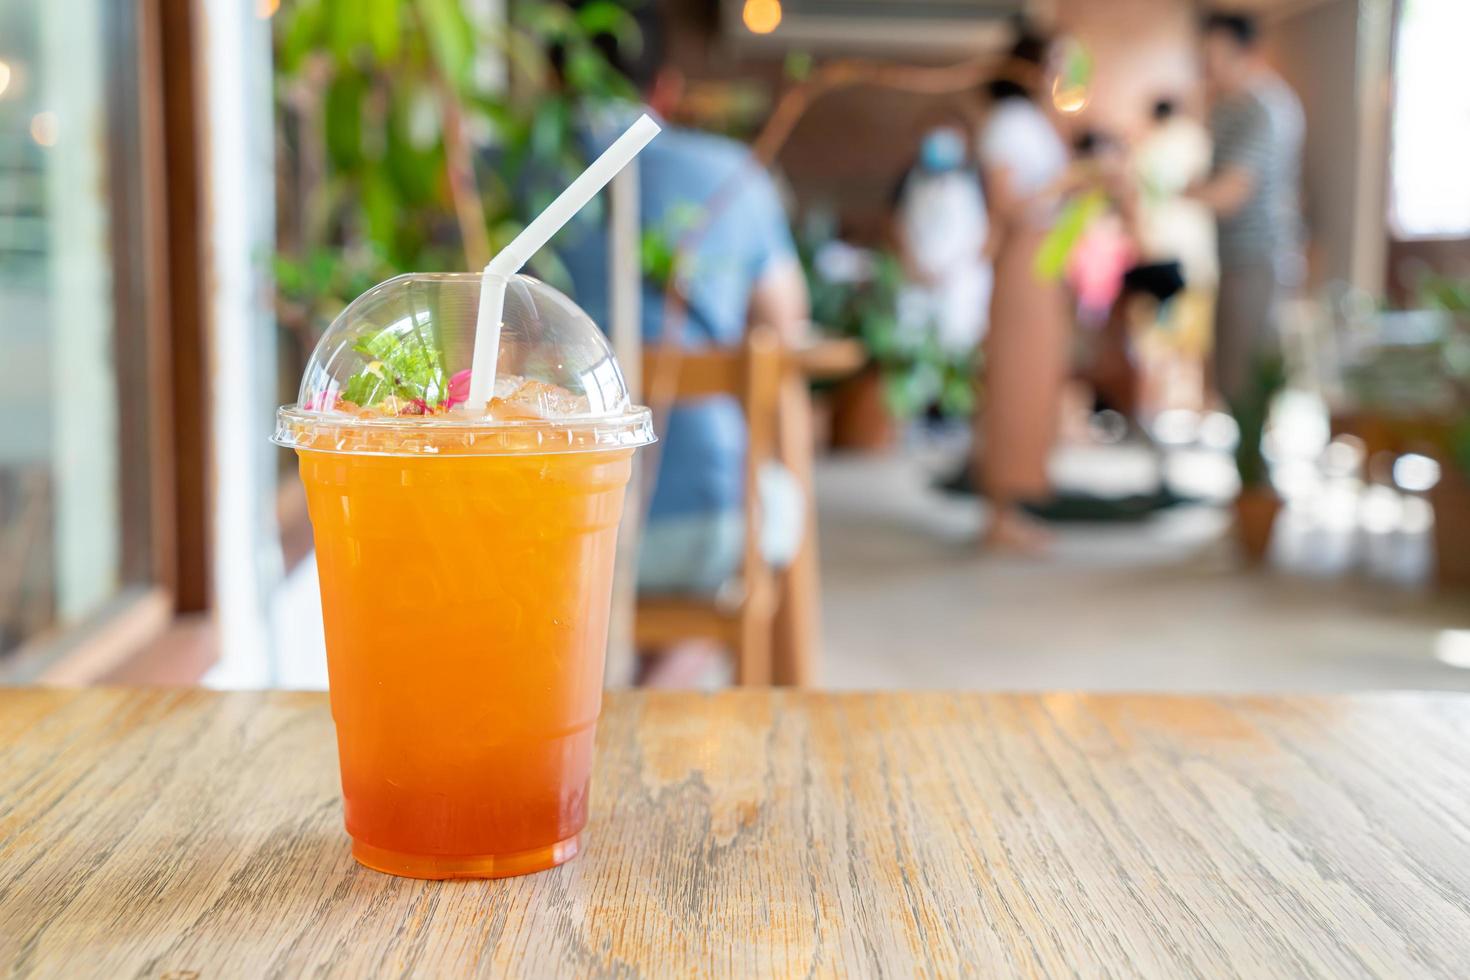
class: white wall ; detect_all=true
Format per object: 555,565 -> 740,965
1268,0 -> 1391,293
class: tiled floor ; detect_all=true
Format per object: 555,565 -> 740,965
815,446 -> 1470,693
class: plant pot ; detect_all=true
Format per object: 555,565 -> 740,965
1429,461 -> 1470,590
830,366 -> 896,453
1233,486 -> 1281,564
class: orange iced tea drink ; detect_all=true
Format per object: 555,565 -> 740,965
297,436 -> 632,879
276,272 -> 653,878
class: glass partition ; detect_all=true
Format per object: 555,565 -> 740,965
0,0 -> 155,658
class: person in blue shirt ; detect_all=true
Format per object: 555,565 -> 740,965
548,4 -> 811,602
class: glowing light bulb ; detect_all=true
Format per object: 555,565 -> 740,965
743,0 -> 782,35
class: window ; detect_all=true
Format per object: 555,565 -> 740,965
1389,0 -> 1470,238
0,1 -> 165,664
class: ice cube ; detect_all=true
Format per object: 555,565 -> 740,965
484,394 -> 543,421
492,374 -> 525,400
502,378 -> 590,419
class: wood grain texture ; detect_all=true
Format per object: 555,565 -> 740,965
3,688 -> 1470,978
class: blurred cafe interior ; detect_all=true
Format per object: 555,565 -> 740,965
2,0 -> 1468,694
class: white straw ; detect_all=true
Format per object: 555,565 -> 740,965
465,113 -> 661,411
467,272 -> 507,409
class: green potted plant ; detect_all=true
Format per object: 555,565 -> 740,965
1336,272 -> 1470,587
801,239 -> 976,451
272,0 -> 638,338
1418,273 -> 1470,587
1229,351 -> 1288,563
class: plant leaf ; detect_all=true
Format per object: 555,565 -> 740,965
326,0 -> 367,64
385,99 -> 443,205
575,0 -> 639,47
528,97 -> 569,163
517,0 -> 575,41
364,0 -> 400,60
784,51 -> 813,81
277,0 -> 326,76
345,324 -> 448,407
324,73 -> 365,169
565,41 -> 609,92
360,169 -> 398,260
418,0 -> 475,89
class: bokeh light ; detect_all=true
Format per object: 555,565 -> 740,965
1321,436 -> 1365,477
1150,408 -> 1200,446
30,111 -> 58,148
1198,411 -> 1239,452
1051,76 -> 1089,115
1391,453 -> 1440,493
0,61 -> 12,99
1435,630 -> 1470,669
1359,484 -> 1403,534
1400,495 -> 1435,535
743,0 -> 782,35
1051,38 -> 1092,115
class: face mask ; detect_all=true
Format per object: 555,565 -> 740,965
919,128 -> 966,173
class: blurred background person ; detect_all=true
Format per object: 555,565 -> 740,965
892,120 -> 992,357
1127,97 -> 1217,415
1132,98 -> 1215,313
549,1 -> 810,683
1066,130 -> 1136,329
1067,129 -> 1143,423
1189,8 -> 1304,405
12,0 -> 1465,698
1084,101 -> 1213,428
972,25 -> 1076,553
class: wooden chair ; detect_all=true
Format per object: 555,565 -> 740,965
634,326 -> 785,685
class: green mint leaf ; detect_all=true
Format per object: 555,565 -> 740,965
339,322 -> 447,409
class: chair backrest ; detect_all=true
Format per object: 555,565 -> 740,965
640,327 -> 777,401
639,325 -> 783,588
639,324 -> 782,450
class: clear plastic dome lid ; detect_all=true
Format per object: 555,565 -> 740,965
273,273 -> 654,456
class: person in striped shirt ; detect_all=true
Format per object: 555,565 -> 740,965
1188,10 -> 1304,405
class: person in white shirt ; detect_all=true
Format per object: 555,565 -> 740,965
971,27 -> 1077,553
1133,99 -> 1216,292
1125,98 -> 1218,412
894,124 -> 992,355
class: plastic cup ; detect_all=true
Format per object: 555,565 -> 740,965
273,273 -> 653,879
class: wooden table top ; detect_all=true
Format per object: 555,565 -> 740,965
4,688 -> 1470,978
